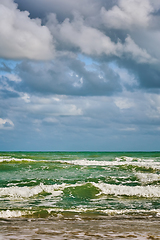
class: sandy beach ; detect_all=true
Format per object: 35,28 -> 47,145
0,216 -> 160,240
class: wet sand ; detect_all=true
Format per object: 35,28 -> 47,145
0,216 -> 160,240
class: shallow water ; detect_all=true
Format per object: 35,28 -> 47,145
0,216 -> 160,239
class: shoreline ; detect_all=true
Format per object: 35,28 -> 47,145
0,216 -> 160,239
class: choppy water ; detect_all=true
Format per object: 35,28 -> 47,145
0,152 -> 160,219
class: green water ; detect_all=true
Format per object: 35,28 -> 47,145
0,152 -> 160,218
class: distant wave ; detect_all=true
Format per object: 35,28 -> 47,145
57,157 -> 160,170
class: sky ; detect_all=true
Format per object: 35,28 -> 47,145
0,0 -> 160,151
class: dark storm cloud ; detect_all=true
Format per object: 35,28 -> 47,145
15,57 -> 122,96
115,58 -> 160,90
0,89 -> 19,99
14,0 -> 114,21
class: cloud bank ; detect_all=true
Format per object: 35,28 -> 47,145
0,0 -> 160,150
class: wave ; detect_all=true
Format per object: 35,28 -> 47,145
0,156 -> 160,172
0,208 -> 160,219
0,157 -> 36,163
58,158 -> 160,170
136,173 -> 160,184
0,183 -> 64,199
0,182 -> 160,200
0,210 -> 27,218
93,182 -> 160,198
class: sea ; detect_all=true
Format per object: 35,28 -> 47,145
0,151 -> 160,239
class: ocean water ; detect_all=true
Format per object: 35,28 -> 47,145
0,152 -> 160,239
0,151 -> 160,219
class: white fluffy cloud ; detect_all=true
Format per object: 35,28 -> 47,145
47,14 -> 154,63
0,0 -> 54,60
100,0 -> 153,29
0,0 -> 157,63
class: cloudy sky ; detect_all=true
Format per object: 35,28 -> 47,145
1,0 -> 160,151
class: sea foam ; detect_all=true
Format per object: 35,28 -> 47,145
0,157 -> 36,162
0,182 -> 160,199
0,210 -> 27,218
59,158 -> 160,170
0,183 -> 64,199
93,182 -> 160,198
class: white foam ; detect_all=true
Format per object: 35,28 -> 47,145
0,210 -> 27,218
93,182 -> 160,198
59,158 -> 160,170
101,209 -> 160,215
115,156 -> 134,161
39,207 -> 160,217
136,173 -> 160,184
0,157 -> 36,162
59,159 -> 120,166
0,208 -> 160,219
1,181 -> 160,200
0,183 -> 65,199
46,207 -> 93,214
0,182 -> 92,200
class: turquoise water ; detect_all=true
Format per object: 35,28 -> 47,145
0,152 -> 160,218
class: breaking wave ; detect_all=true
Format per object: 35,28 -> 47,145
0,182 -> 160,200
